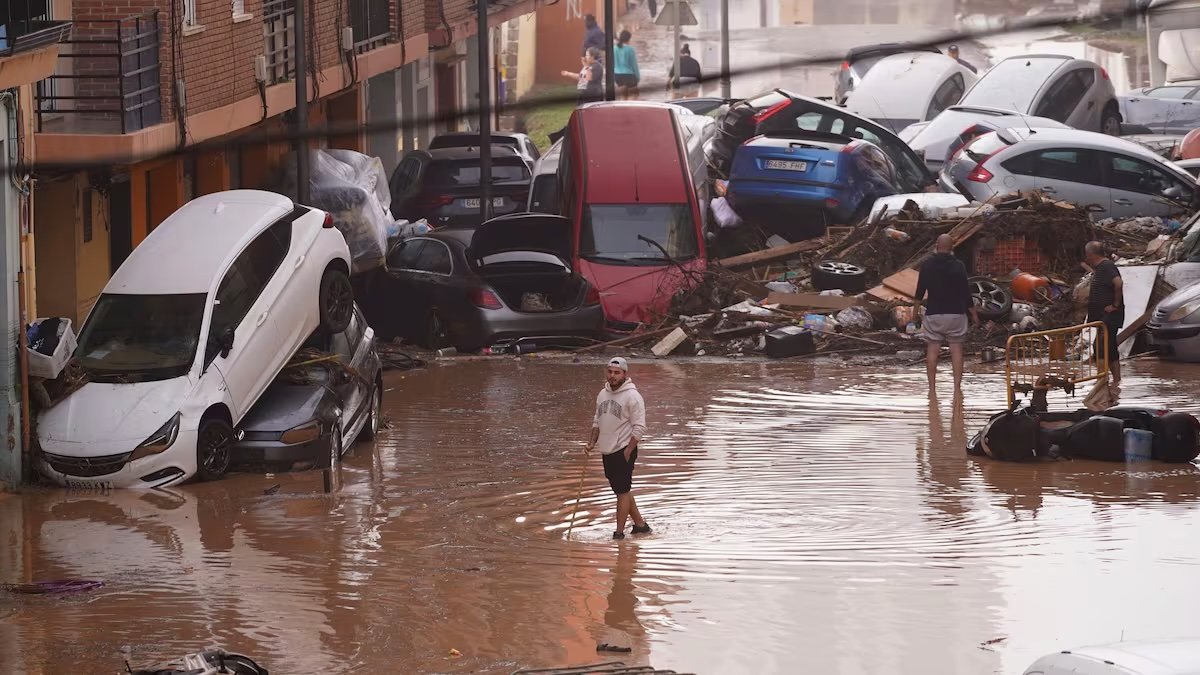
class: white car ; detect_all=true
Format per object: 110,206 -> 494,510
37,190 -> 354,489
1024,638 -> 1200,674
843,52 -> 978,136
901,105 -> 1071,173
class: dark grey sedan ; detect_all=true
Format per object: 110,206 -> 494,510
231,306 -> 383,471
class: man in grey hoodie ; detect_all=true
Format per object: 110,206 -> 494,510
586,357 -> 651,540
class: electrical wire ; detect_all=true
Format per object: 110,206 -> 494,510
5,0 -> 1190,177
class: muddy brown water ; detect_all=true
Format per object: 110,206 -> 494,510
4,357 -> 1200,674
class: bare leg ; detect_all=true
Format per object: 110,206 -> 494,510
629,494 -> 646,527
1111,358 -> 1121,384
925,342 -> 940,391
616,493 -> 631,533
950,342 -> 965,392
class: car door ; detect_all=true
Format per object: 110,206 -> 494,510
1000,147 -> 1110,212
206,224 -> 291,419
328,309 -> 367,440
1102,151 -> 1197,218
371,237 -> 431,340
1032,69 -> 1092,127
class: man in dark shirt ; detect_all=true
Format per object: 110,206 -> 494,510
1084,240 -> 1124,383
947,45 -> 978,74
915,234 -> 978,393
668,44 -> 702,99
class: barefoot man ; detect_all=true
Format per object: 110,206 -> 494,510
916,234 -> 978,392
586,357 -> 651,540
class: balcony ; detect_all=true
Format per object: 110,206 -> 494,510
0,1 -> 72,58
350,0 -> 392,54
35,12 -> 162,135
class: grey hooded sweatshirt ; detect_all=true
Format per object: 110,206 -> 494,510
592,379 -> 646,455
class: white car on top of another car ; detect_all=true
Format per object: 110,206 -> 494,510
37,190 -> 354,489
843,51 -> 977,136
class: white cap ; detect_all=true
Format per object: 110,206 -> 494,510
608,357 -> 629,372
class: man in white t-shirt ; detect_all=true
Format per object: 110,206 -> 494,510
585,357 -> 651,540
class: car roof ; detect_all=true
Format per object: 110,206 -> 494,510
1030,639 -> 1200,674
845,53 -> 969,118
577,100 -> 695,115
574,104 -> 689,203
105,190 -> 296,295
845,42 -> 940,62
998,126 -> 1183,163
431,132 -> 526,146
426,145 -> 523,161
425,228 -> 473,246
776,89 -> 900,139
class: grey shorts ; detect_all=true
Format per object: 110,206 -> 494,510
921,313 -> 969,344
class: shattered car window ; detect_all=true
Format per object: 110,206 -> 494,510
580,204 -> 698,265
77,293 -> 206,382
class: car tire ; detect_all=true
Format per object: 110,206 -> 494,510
1101,105 -> 1122,137
327,422 -> 343,469
969,277 -> 1013,321
319,267 -> 354,334
358,382 -> 383,442
195,416 -> 234,482
812,260 -> 867,294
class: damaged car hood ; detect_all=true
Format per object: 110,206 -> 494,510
38,377 -> 195,450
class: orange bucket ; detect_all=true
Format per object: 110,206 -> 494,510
1011,273 -> 1051,302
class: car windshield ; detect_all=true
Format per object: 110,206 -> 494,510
427,159 -> 530,186
962,58 -> 1065,113
76,293 -> 206,383
430,136 -> 522,152
580,204 -> 698,265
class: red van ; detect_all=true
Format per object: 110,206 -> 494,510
558,102 -> 708,332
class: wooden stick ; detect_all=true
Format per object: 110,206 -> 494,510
574,326 -> 675,353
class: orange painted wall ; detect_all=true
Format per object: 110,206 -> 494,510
534,0 -> 629,85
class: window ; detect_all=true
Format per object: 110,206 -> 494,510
1145,86 -> 1197,99
387,239 -> 428,269
183,0 -> 199,26
426,158 -> 530,186
232,0 -> 248,18
1105,153 -> 1194,199
78,293 -> 207,382
926,73 -> 966,121
412,240 -> 452,274
1004,148 -> 1100,184
330,311 -> 362,360
961,57 -> 1067,112
1033,69 -> 1093,122
205,226 -> 289,363
529,174 -> 559,214
580,204 -> 699,265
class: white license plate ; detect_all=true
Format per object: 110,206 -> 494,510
463,197 -> 505,209
64,479 -> 113,490
764,159 -> 808,171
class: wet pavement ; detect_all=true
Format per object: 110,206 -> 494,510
5,357 -> 1200,673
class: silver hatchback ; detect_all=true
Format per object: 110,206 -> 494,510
940,127 -> 1200,219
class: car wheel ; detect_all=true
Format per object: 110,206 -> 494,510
969,277 -> 1013,321
1101,106 -> 1122,136
195,416 -> 234,482
327,422 -> 343,469
423,311 -> 450,349
812,260 -> 867,294
319,267 -> 354,334
358,383 -> 382,442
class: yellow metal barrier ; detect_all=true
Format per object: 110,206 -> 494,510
1004,321 -> 1109,406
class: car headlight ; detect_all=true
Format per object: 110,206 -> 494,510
1168,299 -> 1200,322
280,421 -> 322,445
129,412 -> 182,462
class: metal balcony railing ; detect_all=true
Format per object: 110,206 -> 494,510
0,0 -> 73,57
35,12 -> 162,134
350,0 -> 392,54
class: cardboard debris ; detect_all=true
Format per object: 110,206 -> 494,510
651,327 -> 690,357
882,269 -> 920,298
763,292 -> 859,310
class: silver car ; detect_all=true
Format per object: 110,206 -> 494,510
1148,280 -> 1200,362
900,105 -> 1070,173
955,54 -> 1121,135
1119,84 -> 1200,136
941,127 -> 1199,219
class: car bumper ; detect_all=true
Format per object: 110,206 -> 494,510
448,304 -> 606,351
1148,323 -> 1200,361
35,429 -> 199,489
231,434 -> 335,470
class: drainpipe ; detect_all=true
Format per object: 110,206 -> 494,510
0,90 -> 30,483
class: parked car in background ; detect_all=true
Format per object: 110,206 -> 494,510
528,139 -> 562,214
727,133 -> 900,238
941,127 -> 1200,218
1148,278 -> 1200,362
901,105 -> 1071,172
232,306 -> 382,471
843,52 -> 977,135
1023,638 -> 1200,674
954,54 -> 1121,135
389,145 -> 532,229
1177,158 -> 1200,178
1118,84 -> 1200,135
360,214 -> 605,351
560,101 -> 708,332
706,89 -> 935,194
37,191 -> 355,488
668,97 -> 728,116
832,43 -> 942,105
428,131 -> 541,165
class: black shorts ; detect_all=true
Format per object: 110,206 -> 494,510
615,74 -> 639,88
602,446 -> 638,495
1089,310 -> 1124,362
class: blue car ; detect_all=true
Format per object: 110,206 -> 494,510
726,132 -> 900,240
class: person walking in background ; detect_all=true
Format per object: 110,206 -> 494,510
585,357 -> 651,540
563,47 -> 604,106
613,30 -> 640,100
1083,240 -> 1124,384
915,234 -> 977,393
582,14 -> 606,56
647,0 -> 657,19
947,45 -> 977,74
668,44 -> 702,99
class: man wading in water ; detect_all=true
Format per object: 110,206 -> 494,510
586,357 -> 651,540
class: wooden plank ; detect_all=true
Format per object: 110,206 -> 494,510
882,268 -> 920,298
575,326 -> 674,352
764,292 -> 859,310
867,284 -> 913,302
651,327 -> 690,357
717,240 -> 824,270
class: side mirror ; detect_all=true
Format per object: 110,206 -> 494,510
218,327 -> 235,358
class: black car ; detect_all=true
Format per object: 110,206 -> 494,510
359,214 -> 605,352
706,89 -> 935,194
231,306 -> 383,472
389,145 -> 532,229
428,131 -> 541,165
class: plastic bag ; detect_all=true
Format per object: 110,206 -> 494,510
835,306 -> 873,330
710,196 -> 743,230
765,281 -> 798,294
26,317 -> 77,380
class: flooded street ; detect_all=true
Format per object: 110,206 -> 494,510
6,357 -> 1200,673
